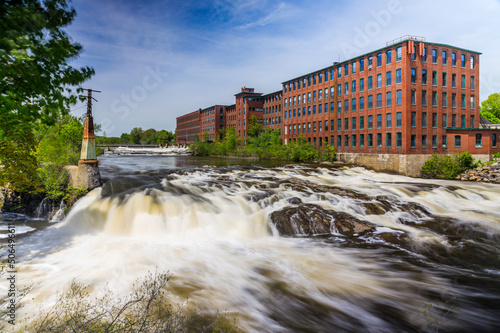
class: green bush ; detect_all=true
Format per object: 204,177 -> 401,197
455,152 -> 475,172
37,164 -> 70,199
421,154 -> 461,179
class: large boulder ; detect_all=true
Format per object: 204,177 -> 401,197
270,203 -> 376,237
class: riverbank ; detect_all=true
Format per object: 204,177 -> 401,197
457,161 -> 500,184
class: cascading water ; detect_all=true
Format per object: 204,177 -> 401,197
3,155 -> 500,332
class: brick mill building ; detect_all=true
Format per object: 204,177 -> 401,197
176,36 -> 500,175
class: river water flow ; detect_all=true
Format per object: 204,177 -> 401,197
1,155 -> 500,332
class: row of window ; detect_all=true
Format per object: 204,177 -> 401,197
264,105 -> 281,115
264,117 -> 281,126
336,133 -> 404,148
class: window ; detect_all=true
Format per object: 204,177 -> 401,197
377,114 -> 382,128
452,74 -> 456,88
386,49 -> 392,64
471,76 -> 475,90
470,55 -> 475,69
337,119 -> 341,132
461,94 -> 466,109
396,112 -> 402,127
344,64 -> 349,76
455,135 -> 461,147
368,133 -> 373,147
396,68 -> 402,84
337,135 -> 341,147
324,70 -> 329,82
368,115 -> 373,129
443,135 -> 447,148
422,112 -> 427,128
352,61 -> 357,74
319,89 -> 323,101
386,92 -> 392,107
411,44 -> 417,60
376,93 -> 382,108
313,121 -> 317,132
411,68 -> 416,83
319,104 -> 322,114
461,54 -> 466,68
411,134 -> 416,148
314,91 -> 318,102
352,117 -> 357,130
360,78 -> 365,91
360,58 -> 364,72
452,93 -> 457,108
386,71 -> 392,86
360,96 -> 365,110
452,52 -> 456,66
308,92 -> 312,102
308,76 -> 312,86
313,74 -> 317,85
314,105 -> 317,114
452,114 -> 457,127
442,92 -> 447,107
360,116 -> 364,130
461,115 -> 466,128
423,47 -> 427,62
471,115 -> 475,127
493,133 -> 497,147
337,84 -> 341,97
330,120 -> 334,131
337,100 -> 342,112
432,91 -> 437,106
432,113 -> 437,128
344,135 -> 349,147
422,135 -> 427,148
308,106 -> 311,115
396,132 -> 402,147
330,87 -> 334,98
360,134 -> 365,147
442,50 -> 447,65
307,122 -> 311,133
344,100 -> 348,113
344,82 -> 349,95
377,52 -> 382,67
422,90 -> 427,106
432,135 -> 437,148
396,46 -> 402,61
432,49 -> 437,63
325,103 -> 328,114
330,102 -> 334,113
386,113 -> 392,128
319,73 -> 322,84
368,76 -> 373,90
352,81 -> 356,93
442,72 -> 447,87
377,133 -> 382,147
411,112 -> 416,127
352,134 -> 357,147
422,69 -> 427,85
330,69 -> 334,80
368,55 -> 373,67
377,74 -> 382,88
411,89 -> 416,105
368,95 -> 373,109
386,133 -> 392,148
396,90 -> 402,105
432,71 -> 437,86
319,121 -> 322,132
352,98 -> 357,112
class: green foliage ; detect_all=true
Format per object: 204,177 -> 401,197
455,151 -> 475,171
247,115 -> 263,139
37,164 -> 70,200
480,93 -> 500,124
22,271 -> 239,333
189,128 -> 335,163
421,152 -> 477,179
130,127 -> 144,144
0,0 -> 94,140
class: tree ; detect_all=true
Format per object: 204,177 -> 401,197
130,127 -> 143,144
480,93 -> 500,124
0,0 -> 94,190
0,0 -> 95,137
247,115 -> 263,138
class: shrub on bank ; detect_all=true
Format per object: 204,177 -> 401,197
421,152 -> 477,179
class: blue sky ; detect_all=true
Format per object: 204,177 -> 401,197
65,0 -> 500,136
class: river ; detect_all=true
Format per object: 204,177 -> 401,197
1,155 -> 500,332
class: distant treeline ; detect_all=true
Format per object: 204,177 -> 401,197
97,127 -> 176,145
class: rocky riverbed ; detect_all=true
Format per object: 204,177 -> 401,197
457,161 -> 500,184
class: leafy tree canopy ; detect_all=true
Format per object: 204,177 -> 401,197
480,93 -> 500,124
0,0 -> 94,139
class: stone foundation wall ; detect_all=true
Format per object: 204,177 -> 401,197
337,153 -> 491,177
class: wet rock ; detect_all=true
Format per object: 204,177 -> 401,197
287,197 -> 303,205
287,177 -> 369,200
458,162 -> 500,184
270,203 -> 376,237
360,202 -> 386,215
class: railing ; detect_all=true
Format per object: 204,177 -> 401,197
386,35 -> 426,46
